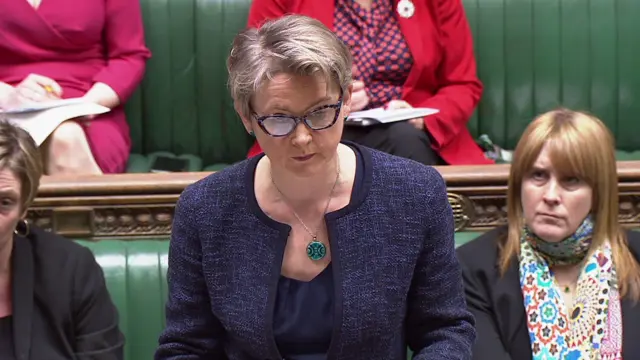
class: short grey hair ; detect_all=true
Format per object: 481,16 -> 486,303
227,14 -> 353,119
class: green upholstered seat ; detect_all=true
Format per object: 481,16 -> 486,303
77,240 -> 168,360
462,0 -> 640,158
124,0 -> 254,171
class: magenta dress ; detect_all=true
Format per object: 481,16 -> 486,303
0,0 -> 151,173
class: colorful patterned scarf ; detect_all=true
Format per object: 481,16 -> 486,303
524,215 -> 594,266
519,216 -> 623,359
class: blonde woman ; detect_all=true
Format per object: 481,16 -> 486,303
0,120 -> 123,359
457,109 -> 640,359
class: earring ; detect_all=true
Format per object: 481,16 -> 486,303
14,219 -> 29,237
248,131 -> 255,137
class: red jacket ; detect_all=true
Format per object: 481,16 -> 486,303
246,0 -> 493,165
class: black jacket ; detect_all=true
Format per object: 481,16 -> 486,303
8,225 -> 123,360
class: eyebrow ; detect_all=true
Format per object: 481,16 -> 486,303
265,95 -> 336,115
530,165 -> 547,171
0,190 -> 18,198
307,96 -> 335,110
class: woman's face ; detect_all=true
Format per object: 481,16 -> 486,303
521,144 -> 593,242
0,168 -> 22,253
241,73 -> 352,177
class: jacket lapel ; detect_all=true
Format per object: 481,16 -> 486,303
11,235 -> 33,360
494,259 -> 532,359
621,298 -> 640,357
395,0 -> 425,93
622,234 -> 640,357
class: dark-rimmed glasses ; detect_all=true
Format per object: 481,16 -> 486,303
252,96 -> 344,137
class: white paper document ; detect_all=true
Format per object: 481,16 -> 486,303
0,98 -> 110,146
346,107 -> 439,126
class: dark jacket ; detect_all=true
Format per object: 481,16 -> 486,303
155,144 -> 475,360
456,226 -> 640,360
9,225 -> 124,360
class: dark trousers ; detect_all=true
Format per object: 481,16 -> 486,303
342,121 -> 445,165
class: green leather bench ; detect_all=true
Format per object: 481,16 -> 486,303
78,240 -> 169,360
77,233 -> 481,358
123,0 -> 640,172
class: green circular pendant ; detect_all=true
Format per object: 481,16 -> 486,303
306,240 -> 327,261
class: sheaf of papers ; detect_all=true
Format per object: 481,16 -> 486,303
0,98 -> 110,146
346,107 -> 439,125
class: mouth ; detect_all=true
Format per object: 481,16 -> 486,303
538,213 -> 562,219
292,154 -> 315,162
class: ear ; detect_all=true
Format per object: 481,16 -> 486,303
234,100 -> 254,134
341,82 -> 354,116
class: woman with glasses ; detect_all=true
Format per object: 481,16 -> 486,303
155,15 -> 475,360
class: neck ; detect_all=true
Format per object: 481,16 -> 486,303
0,237 -> 11,317
551,263 -> 582,288
355,0 -> 373,10
269,151 -> 341,204
0,235 -> 11,275
525,215 -> 594,266
0,238 -> 13,278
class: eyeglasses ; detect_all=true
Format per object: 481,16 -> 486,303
253,98 -> 343,137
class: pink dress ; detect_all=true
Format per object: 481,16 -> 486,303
0,0 -> 151,173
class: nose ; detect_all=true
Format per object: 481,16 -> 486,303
290,121 -> 312,147
542,179 -> 561,204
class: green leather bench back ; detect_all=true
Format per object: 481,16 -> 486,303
77,240 -> 169,360
124,0 -> 640,171
77,233 -> 481,358
463,0 -> 640,155
124,0 -> 254,172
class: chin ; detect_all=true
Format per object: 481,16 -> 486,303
285,159 -> 321,177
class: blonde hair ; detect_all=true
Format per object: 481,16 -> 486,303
499,108 -> 640,301
227,14 -> 353,119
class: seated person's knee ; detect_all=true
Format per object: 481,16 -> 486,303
386,121 -> 430,144
49,121 -> 86,151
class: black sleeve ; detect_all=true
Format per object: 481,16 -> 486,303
71,246 -> 125,360
460,261 -> 512,360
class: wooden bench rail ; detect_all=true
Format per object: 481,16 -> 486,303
27,161 -> 640,239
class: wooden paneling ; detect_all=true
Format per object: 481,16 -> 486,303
27,162 -> 640,239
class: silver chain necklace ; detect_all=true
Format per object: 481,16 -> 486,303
270,155 -> 340,261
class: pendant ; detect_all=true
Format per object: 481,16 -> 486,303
306,239 -> 327,261
397,0 -> 415,19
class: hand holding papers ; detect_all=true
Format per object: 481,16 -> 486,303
0,98 -> 110,146
346,107 -> 439,127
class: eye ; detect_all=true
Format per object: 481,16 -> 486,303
0,198 -> 15,208
530,170 -> 546,180
268,116 -> 292,124
562,176 -> 582,187
308,107 -> 331,117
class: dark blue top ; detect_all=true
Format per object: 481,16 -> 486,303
0,316 -> 15,360
156,142 -> 476,360
274,147 -> 365,359
274,264 -> 333,359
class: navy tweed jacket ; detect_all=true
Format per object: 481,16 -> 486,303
155,144 -> 475,360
